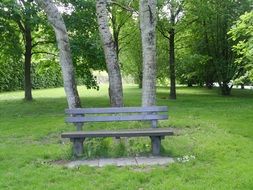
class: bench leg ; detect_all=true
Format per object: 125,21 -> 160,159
150,136 -> 161,156
71,138 -> 85,157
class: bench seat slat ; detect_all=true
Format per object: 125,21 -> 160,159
66,114 -> 168,123
65,106 -> 168,114
61,128 -> 174,138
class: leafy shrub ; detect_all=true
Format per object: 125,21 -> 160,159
0,59 -> 63,92
0,59 -> 24,92
32,61 -> 63,89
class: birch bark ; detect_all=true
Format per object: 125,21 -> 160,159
140,0 -> 157,106
35,0 -> 81,108
96,0 -> 123,107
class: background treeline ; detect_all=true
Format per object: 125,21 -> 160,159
0,0 -> 252,96
0,60 -> 63,91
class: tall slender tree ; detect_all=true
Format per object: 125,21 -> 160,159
22,1 -> 33,101
1,1 -> 41,100
35,0 -> 81,108
96,0 -> 123,107
157,0 -> 184,99
140,0 -> 157,106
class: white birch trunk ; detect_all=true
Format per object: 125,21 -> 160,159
140,0 -> 157,106
96,0 -> 123,107
35,0 -> 81,109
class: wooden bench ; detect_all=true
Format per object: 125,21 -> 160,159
61,106 -> 173,157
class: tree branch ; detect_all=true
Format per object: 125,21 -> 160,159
110,0 -> 136,13
175,0 -> 185,18
32,40 -> 55,48
32,51 -> 57,56
16,19 -> 25,33
109,0 -> 139,14
117,14 -> 132,32
157,24 -> 170,39
119,29 -> 136,41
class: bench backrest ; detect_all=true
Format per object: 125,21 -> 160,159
65,106 -> 168,130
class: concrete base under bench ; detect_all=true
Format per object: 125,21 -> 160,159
65,156 -> 175,168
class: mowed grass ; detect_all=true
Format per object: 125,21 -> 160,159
0,85 -> 253,190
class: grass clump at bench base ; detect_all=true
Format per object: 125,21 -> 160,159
0,85 -> 253,190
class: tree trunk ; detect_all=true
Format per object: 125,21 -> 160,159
219,82 -> 232,96
187,82 -> 193,87
16,1 -> 33,101
96,0 -> 123,107
111,10 -> 120,60
138,70 -> 143,89
24,25 -> 33,101
140,0 -> 157,106
169,24 -> 176,99
206,81 -> 213,89
35,0 -> 81,109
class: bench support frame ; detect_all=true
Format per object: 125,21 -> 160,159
71,138 -> 85,157
70,136 -> 165,157
150,136 -> 162,156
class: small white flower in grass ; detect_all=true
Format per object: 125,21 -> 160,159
177,155 -> 196,163
190,155 -> 196,159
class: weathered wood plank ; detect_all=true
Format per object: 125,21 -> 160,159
65,106 -> 168,114
61,128 -> 174,138
66,114 -> 168,123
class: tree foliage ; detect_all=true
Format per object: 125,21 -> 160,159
229,11 -> 253,85
62,0 -> 105,89
0,0 -> 60,97
180,0 -> 252,95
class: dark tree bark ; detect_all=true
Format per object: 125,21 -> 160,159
15,1 -> 33,101
169,18 -> 176,99
206,82 -> 213,89
158,0 -> 182,100
111,12 -> 120,59
219,82 -> 232,96
138,70 -> 143,89
24,24 -> 33,101
187,83 -> 193,87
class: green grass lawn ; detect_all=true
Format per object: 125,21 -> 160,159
0,85 -> 252,190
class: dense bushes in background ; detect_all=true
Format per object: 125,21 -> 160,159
0,59 -> 24,92
32,61 -> 63,89
0,60 -> 63,92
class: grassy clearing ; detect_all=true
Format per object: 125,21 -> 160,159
0,85 -> 253,190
